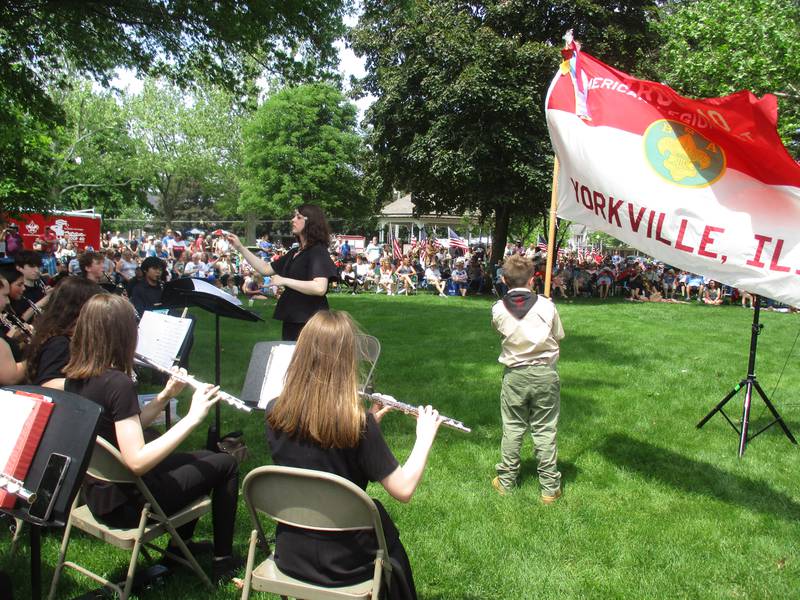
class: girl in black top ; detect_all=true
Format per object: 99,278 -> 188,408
228,204 -> 337,340
265,310 -> 443,599
24,277 -> 103,388
63,294 -> 240,578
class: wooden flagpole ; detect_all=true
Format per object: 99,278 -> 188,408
543,156 -> 560,298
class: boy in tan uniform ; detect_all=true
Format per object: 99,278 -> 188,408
491,254 -> 565,503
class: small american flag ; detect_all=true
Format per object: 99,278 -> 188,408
419,228 -> 428,252
447,227 -> 468,251
392,235 -> 402,260
536,235 -> 548,251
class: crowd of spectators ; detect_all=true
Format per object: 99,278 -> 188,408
0,222 -> 787,310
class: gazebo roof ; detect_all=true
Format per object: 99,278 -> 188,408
379,193 -> 474,227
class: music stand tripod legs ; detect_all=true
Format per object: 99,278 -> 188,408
697,296 -> 797,457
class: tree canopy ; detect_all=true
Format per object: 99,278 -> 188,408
0,0 -> 350,121
653,0 -> 800,158
240,83 -> 369,228
351,0 -> 657,263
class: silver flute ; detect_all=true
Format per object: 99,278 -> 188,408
134,353 -> 252,413
0,472 -> 36,504
360,391 -> 471,433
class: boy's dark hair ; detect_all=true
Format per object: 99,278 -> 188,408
141,256 -> 165,272
15,250 -> 41,268
502,255 -> 534,288
78,251 -> 104,273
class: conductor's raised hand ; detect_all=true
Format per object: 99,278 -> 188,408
225,232 -> 243,250
187,384 -> 220,424
415,405 -> 443,445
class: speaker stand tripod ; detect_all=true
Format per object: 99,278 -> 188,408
696,295 -> 797,457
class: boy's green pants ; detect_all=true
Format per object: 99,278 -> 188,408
495,364 -> 561,495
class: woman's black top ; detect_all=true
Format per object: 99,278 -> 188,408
270,244 -> 337,324
32,335 -> 70,385
265,400 -> 399,586
65,370 -> 141,517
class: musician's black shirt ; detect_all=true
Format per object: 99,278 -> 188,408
11,282 -> 45,319
270,244 -> 337,324
130,280 -> 163,315
265,400 -> 399,586
32,335 -> 70,385
65,370 -> 140,516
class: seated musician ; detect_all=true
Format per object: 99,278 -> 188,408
0,273 -> 26,384
64,294 -> 241,579
265,310 -> 443,600
78,251 -> 106,284
24,277 -> 103,388
12,250 -> 51,321
129,256 -> 165,315
0,266 -> 31,355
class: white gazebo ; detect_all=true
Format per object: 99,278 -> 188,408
377,192 -> 479,243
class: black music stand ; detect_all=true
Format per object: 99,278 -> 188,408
1,386 -> 102,600
696,295 -> 797,457
161,278 -> 262,447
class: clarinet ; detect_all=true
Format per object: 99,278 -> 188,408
1,310 -> 33,341
360,391 -> 471,433
25,296 -> 43,316
134,353 -> 252,413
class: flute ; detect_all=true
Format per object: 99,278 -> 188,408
134,353 -> 252,413
0,472 -> 36,504
360,391 -> 471,433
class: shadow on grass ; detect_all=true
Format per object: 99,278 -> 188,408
597,432 -> 800,521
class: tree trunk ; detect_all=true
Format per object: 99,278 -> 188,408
244,212 -> 257,244
489,203 -> 511,269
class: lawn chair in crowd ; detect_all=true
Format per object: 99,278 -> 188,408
48,437 -> 213,600
239,466 -> 392,600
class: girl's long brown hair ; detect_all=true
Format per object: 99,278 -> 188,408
64,294 -> 138,380
267,310 -> 364,448
25,278 -> 105,383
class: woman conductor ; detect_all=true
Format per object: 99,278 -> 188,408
228,204 -> 337,341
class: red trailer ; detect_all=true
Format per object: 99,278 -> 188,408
8,209 -> 102,251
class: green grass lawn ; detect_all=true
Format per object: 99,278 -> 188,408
5,294 -> 800,599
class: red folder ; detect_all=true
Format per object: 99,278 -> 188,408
0,390 -> 54,508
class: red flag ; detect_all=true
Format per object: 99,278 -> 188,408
547,47 -> 800,305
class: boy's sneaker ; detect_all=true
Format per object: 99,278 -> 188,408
541,488 -> 562,505
491,476 -> 510,496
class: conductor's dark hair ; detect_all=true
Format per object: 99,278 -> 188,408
296,204 -> 331,249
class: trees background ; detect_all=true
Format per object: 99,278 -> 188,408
0,0 -> 797,243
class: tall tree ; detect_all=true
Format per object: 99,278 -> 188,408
126,79 -> 245,224
351,0 -> 656,264
240,83 -> 369,231
48,81 -> 146,216
0,1 -> 349,122
653,0 -> 800,158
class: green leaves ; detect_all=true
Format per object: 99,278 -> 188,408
241,83 -> 369,225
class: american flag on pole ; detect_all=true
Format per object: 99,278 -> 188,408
392,234 -> 402,260
419,228 -> 428,252
546,36 -> 800,306
447,227 -> 468,250
536,235 -> 548,251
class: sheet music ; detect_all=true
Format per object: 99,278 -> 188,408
258,344 -> 296,409
187,278 -> 242,306
136,311 -> 193,370
0,390 -> 35,470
